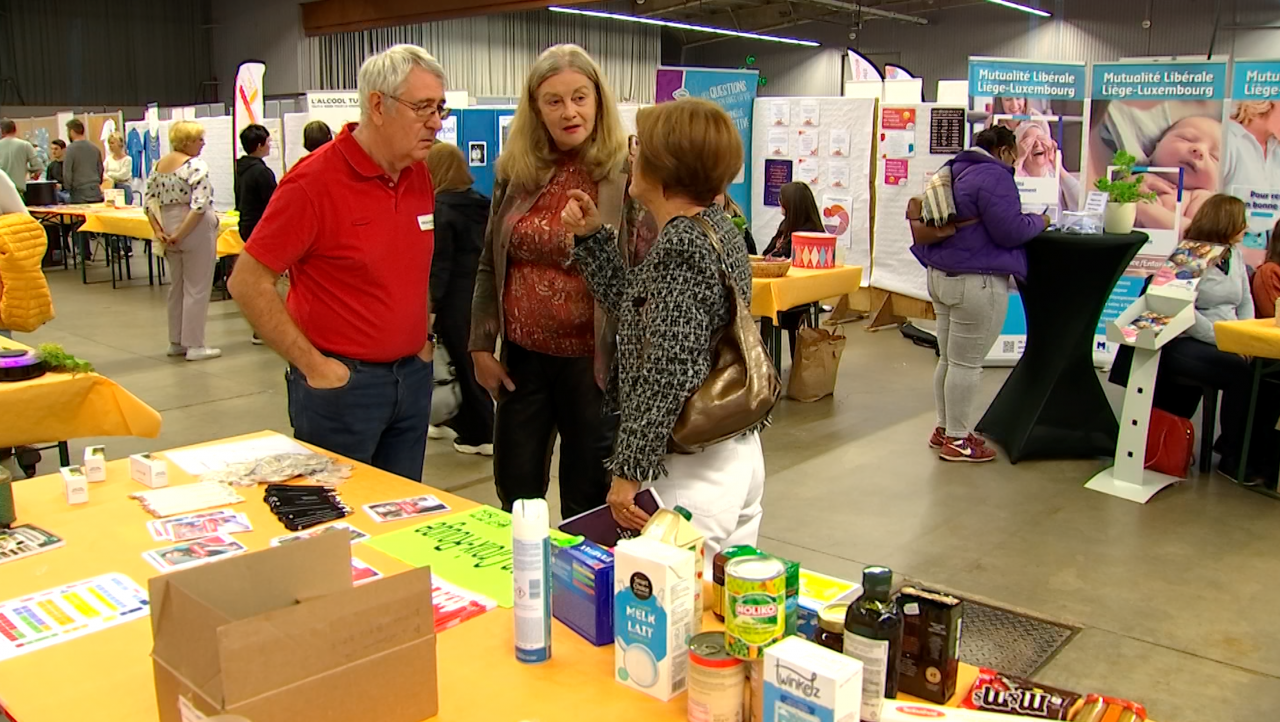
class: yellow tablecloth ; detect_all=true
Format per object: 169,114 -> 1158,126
73,206 -> 244,258
751,265 -> 864,321
1214,318 -> 1280,360
0,338 -> 161,448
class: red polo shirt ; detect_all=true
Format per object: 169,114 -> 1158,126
245,124 -> 434,363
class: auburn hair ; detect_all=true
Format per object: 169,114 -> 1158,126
1184,194 -> 1247,245
635,98 -> 742,206
496,44 -> 626,191
427,142 -> 473,193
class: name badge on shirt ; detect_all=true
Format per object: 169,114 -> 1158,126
418,214 -> 434,232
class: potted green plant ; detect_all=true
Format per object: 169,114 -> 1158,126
1094,150 -> 1157,234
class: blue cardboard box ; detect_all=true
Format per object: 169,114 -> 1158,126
552,539 -> 614,646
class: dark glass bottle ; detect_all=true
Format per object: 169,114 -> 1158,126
844,566 -> 904,722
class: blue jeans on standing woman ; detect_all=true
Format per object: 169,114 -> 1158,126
287,353 -> 434,481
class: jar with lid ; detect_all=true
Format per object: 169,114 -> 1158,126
816,602 -> 849,652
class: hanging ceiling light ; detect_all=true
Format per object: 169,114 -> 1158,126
547,6 -> 822,47
984,0 -> 1052,17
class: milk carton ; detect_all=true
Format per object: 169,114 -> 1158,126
763,636 -> 863,722
83,445 -> 107,482
613,536 -> 696,702
61,466 -> 89,504
129,453 -> 169,488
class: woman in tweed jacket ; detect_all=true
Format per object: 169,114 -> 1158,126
564,98 -> 764,558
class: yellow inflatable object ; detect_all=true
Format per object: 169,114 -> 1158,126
0,213 -> 55,333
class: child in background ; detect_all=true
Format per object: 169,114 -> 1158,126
1253,220 -> 1280,318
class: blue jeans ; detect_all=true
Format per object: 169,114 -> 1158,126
286,354 -> 433,481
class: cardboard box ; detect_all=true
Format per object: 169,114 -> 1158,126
60,466 -> 88,504
82,445 -> 106,483
150,532 -> 438,722
614,537 -> 695,702
897,586 -> 963,704
762,635 -> 863,722
130,453 -> 169,488
796,569 -> 862,640
552,539 -> 614,646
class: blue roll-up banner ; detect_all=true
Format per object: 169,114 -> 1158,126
454,108 -> 513,198
1226,59 -> 1280,269
655,66 -> 759,220
968,57 -> 1087,365
1087,58 -> 1227,360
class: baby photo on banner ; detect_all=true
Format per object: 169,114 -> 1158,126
968,57 -> 1088,218
1224,59 -> 1280,268
967,58 -> 1087,364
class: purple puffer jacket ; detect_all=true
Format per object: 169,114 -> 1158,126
911,149 -> 1046,281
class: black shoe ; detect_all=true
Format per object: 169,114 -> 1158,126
1217,460 -> 1263,487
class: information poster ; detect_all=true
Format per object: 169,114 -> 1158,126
1087,59 -> 1227,357
930,107 -> 965,154
884,158 -> 909,185
305,91 -> 360,137
969,57 -> 1087,364
1225,59 -> 1280,268
764,159 -> 792,206
658,66 -> 759,214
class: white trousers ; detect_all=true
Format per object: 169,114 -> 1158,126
651,431 -> 765,559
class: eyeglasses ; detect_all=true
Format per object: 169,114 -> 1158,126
385,94 -> 450,120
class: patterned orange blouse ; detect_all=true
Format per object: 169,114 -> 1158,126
503,158 -> 598,358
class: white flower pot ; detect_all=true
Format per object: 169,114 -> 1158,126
1104,201 -> 1138,234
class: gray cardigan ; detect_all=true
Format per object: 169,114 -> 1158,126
1186,244 -> 1253,345
573,207 -> 752,483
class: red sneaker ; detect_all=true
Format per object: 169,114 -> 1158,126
929,427 -> 946,449
940,435 -> 997,463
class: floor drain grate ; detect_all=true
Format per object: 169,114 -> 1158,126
956,599 -> 1078,678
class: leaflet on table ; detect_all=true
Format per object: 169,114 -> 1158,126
0,573 -> 150,662
1150,240 -> 1229,291
366,505 -> 576,608
163,435 -> 310,475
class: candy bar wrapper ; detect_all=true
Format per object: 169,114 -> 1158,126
1071,694 -> 1147,722
962,667 -> 1081,720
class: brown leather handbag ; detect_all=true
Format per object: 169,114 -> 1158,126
669,216 -> 782,454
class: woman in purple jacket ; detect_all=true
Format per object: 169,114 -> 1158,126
913,126 -> 1049,463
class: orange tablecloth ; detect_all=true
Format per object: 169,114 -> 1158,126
1215,318 -> 1280,360
751,265 -> 864,321
0,431 -> 1019,721
0,337 -> 160,448
29,205 -> 243,258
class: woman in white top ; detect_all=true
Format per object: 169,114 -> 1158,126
1222,101 -> 1280,192
144,121 -> 221,362
104,132 -> 133,203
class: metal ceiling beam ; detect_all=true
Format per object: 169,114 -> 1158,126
638,0 -> 709,16
796,0 -> 928,24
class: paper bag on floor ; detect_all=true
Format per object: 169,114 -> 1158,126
786,326 -> 846,402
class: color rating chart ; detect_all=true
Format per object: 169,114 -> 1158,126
0,573 -> 149,661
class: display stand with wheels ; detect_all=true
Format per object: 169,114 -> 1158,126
1086,285 -> 1196,503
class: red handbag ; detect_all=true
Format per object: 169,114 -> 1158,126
1145,408 -> 1195,478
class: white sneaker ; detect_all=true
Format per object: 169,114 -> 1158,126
428,425 -> 455,440
251,335 -> 264,346
166,344 -> 186,357
185,347 -> 222,361
453,441 -> 494,457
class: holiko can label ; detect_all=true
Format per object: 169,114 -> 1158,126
724,555 -> 787,660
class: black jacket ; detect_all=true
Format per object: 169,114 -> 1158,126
234,155 -> 277,241
432,188 -> 491,313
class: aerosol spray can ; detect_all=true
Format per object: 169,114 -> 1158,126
513,498 -> 551,663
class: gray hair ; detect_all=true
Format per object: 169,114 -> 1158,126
357,44 -> 447,119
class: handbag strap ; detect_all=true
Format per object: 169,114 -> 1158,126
688,214 -> 747,303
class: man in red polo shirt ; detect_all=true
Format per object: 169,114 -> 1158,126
228,44 -> 445,481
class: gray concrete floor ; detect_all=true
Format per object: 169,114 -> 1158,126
13,260 -> 1280,720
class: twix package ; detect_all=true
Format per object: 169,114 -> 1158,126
962,668 -> 1082,720
1071,694 -> 1147,722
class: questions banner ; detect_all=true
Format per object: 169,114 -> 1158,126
656,66 -> 759,217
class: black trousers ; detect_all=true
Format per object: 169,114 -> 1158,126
1156,336 -> 1280,473
494,342 -> 615,519
435,300 -> 494,445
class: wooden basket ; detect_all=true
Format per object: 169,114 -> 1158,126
750,257 -> 791,278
